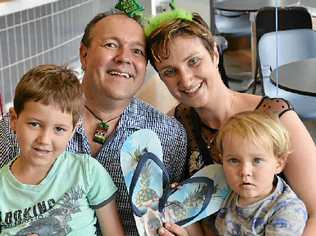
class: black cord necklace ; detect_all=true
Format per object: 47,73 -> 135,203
85,105 -> 121,145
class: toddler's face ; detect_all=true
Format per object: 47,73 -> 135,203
10,101 -> 74,168
221,134 -> 284,206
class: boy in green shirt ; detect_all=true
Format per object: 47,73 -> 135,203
0,64 -> 124,235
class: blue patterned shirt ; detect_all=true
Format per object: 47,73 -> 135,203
215,176 -> 307,235
0,97 -> 188,236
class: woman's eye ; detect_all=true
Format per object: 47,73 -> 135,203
188,57 -> 200,66
28,122 -> 39,128
161,68 -> 176,78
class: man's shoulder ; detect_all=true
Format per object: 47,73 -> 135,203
132,98 -> 183,127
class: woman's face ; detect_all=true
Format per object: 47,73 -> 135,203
155,35 -> 220,108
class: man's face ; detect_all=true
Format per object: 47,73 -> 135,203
80,14 -> 147,103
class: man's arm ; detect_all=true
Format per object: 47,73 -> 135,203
0,113 -> 19,168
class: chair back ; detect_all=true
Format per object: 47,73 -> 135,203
256,6 -> 312,43
258,28 -> 316,77
258,29 -> 316,120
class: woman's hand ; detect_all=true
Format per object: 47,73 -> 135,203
158,223 -> 189,236
158,222 -> 204,236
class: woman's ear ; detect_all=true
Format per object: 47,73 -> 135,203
212,43 -> 220,68
9,107 -> 18,132
275,154 -> 288,174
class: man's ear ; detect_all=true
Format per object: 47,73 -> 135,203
80,43 -> 88,71
275,154 -> 288,174
9,107 -> 18,132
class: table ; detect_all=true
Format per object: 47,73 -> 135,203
215,0 -> 316,82
270,58 -> 316,96
216,0 -> 298,12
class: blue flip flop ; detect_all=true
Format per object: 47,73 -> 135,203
120,129 -> 230,235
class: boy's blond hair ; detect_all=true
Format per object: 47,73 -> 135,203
216,111 -> 291,159
14,64 -> 83,127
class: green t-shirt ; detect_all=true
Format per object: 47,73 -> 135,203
0,151 -> 117,235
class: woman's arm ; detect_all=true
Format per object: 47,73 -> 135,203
96,200 -> 125,236
280,110 -> 316,236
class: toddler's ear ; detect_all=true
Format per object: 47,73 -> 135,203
275,154 -> 288,174
9,107 -> 18,132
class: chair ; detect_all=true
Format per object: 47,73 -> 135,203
255,6 -> 312,92
258,28 -> 316,120
214,0 -> 252,92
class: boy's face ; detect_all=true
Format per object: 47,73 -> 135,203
10,101 -> 74,168
221,134 -> 285,206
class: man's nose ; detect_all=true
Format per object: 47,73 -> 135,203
114,46 -> 132,64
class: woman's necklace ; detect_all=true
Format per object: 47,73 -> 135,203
85,105 -> 121,145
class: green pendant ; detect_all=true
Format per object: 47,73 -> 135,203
93,121 -> 109,145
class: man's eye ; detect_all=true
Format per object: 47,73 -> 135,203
160,68 -> 176,78
133,48 -> 145,56
104,42 -> 117,48
188,57 -> 200,66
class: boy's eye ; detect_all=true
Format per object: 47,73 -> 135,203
188,57 -> 200,66
160,67 -> 176,78
54,127 -> 66,134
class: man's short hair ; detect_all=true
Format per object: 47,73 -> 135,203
81,9 -> 143,47
14,64 -> 83,127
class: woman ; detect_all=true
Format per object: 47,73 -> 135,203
147,11 -> 316,236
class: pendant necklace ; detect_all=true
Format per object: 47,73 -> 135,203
85,105 -> 121,145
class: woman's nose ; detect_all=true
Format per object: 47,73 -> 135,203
178,68 -> 194,89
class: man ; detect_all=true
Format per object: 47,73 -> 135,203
0,10 -> 187,235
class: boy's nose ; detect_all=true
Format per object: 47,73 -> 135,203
36,129 -> 51,144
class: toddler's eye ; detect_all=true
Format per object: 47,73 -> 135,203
227,158 -> 239,165
254,158 -> 264,164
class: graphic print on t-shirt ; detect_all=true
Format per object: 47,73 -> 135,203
1,186 -> 84,235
